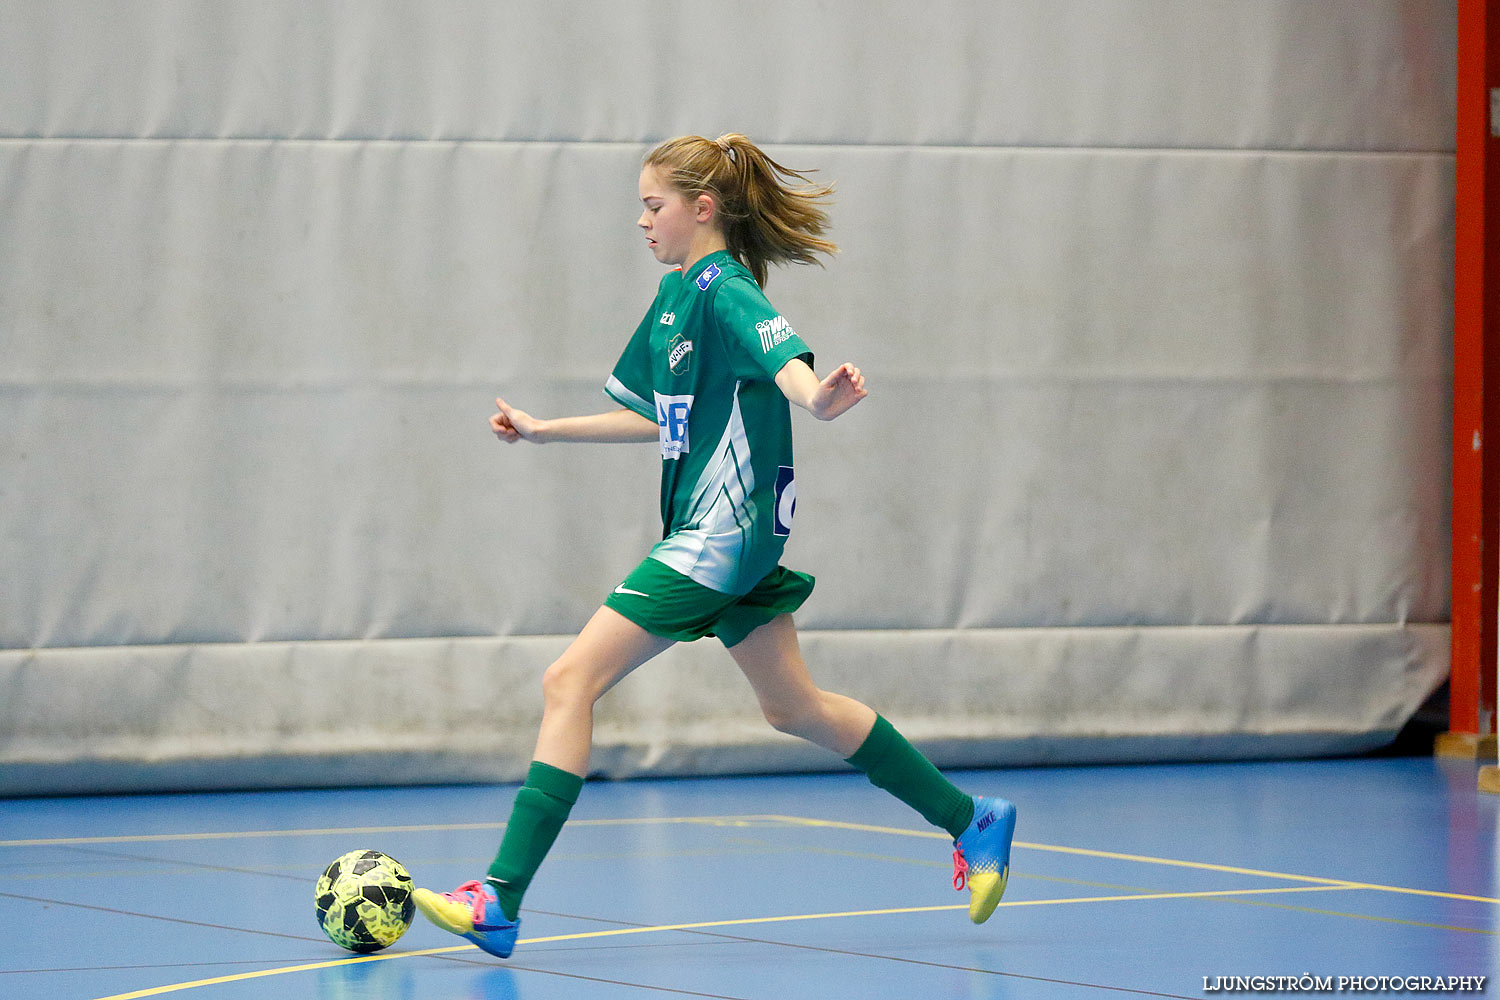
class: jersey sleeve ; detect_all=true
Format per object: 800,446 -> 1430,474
712,275 -> 813,380
604,296 -> 662,420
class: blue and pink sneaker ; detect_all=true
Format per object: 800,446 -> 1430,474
412,879 -> 520,958
951,795 -> 1017,923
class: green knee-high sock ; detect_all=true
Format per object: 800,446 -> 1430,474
485,761 -> 584,921
846,714 -> 975,840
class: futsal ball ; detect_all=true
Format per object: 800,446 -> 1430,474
314,849 -> 416,953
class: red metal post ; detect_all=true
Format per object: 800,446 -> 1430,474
1452,0 -> 1500,740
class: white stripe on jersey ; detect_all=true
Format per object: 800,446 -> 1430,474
604,374 -> 653,419
649,384 -> 756,593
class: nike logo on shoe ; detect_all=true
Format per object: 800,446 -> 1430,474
613,585 -> 650,597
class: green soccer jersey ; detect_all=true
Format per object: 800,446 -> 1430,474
605,250 -> 813,595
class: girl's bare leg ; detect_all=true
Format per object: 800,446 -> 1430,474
532,605 -> 675,775
726,613 -> 876,756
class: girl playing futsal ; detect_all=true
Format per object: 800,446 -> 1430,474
413,134 -> 1016,958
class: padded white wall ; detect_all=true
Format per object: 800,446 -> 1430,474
0,1 -> 1455,792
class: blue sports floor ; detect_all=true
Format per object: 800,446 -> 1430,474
2,758 -> 1496,999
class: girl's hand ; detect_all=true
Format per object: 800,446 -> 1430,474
806,363 -> 868,421
490,396 -> 546,443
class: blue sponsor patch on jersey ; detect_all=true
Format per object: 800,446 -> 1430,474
773,465 -> 796,536
654,392 -> 693,460
696,263 -> 721,291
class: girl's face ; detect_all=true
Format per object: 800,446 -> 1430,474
637,165 -> 707,268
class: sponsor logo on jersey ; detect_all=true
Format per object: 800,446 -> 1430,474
696,263 -> 721,290
667,334 -> 693,376
756,315 -> 796,354
773,465 -> 796,536
660,311 -> 676,326
654,392 -> 693,460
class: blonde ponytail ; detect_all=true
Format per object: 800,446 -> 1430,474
644,134 -> 837,287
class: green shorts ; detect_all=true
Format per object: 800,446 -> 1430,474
603,558 -> 815,648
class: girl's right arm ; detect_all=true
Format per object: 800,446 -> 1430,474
490,396 -> 658,445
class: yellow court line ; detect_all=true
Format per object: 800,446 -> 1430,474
1019,843 -> 1500,905
93,943 -> 473,1000
91,885 -> 1354,1000
8,815 -> 1488,905
1225,894 -> 1500,937
14,811 -> 1497,904
512,885 -> 1351,944
759,815 -> 1500,906
0,815 -> 762,849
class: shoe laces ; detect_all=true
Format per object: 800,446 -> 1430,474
952,844 -> 968,891
450,879 -> 491,921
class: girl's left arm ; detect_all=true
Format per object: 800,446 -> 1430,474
774,358 -> 867,421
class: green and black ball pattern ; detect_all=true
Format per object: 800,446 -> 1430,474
314,849 -> 416,952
